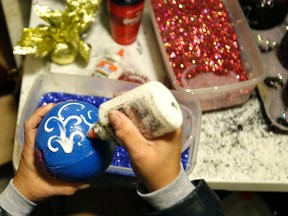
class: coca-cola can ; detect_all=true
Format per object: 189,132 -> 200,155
107,0 -> 145,45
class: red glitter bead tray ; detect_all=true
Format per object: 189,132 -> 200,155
149,0 -> 266,111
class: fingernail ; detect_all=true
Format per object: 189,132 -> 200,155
45,103 -> 54,108
87,128 -> 97,139
108,110 -> 122,128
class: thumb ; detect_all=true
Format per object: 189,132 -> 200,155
24,103 -> 55,153
108,110 -> 146,152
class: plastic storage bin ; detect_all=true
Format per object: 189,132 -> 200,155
15,72 -> 202,176
149,0 -> 266,111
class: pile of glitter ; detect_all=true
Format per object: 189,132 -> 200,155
38,92 -> 191,175
151,0 -> 248,88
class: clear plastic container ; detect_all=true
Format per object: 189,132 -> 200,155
14,72 -> 202,176
149,0 -> 266,111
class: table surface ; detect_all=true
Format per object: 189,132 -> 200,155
13,0 -> 288,192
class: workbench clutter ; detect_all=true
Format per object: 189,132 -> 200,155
11,0 -> 288,195
13,0 -> 101,65
238,0 -> 288,131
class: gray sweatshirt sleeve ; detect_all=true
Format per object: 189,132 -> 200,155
0,179 -> 36,216
137,165 -> 195,210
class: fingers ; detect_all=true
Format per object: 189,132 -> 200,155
108,110 -> 146,153
25,103 -> 55,131
53,182 -> 90,196
23,103 -> 54,155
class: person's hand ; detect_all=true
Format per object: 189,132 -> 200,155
108,110 -> 182,192
13,103 -> 90,202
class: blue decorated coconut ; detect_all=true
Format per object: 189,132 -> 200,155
35,100 -> 115,182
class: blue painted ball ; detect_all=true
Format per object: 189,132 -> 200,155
35,100 -> 115,182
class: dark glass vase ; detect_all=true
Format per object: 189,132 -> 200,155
239,0 -> 288,29
278,31 -> 288,69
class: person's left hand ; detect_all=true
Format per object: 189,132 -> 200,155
13,103 -> 90,202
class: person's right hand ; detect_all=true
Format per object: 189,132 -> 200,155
107,110 -> 182,192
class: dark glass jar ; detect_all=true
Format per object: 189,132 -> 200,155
278,31 -> 288,69
238,0 -> 288,29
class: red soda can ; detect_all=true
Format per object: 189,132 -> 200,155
107,0 -> 145,45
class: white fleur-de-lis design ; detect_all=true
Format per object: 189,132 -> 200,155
44,102 -> 97,153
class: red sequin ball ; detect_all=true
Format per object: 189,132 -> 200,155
151,0 -> 248,87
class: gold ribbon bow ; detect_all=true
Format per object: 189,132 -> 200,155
14,0 -> 101,65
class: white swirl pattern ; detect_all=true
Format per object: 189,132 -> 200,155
44,102 -> 97,153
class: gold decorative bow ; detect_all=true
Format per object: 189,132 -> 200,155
13,0 -> 101,65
